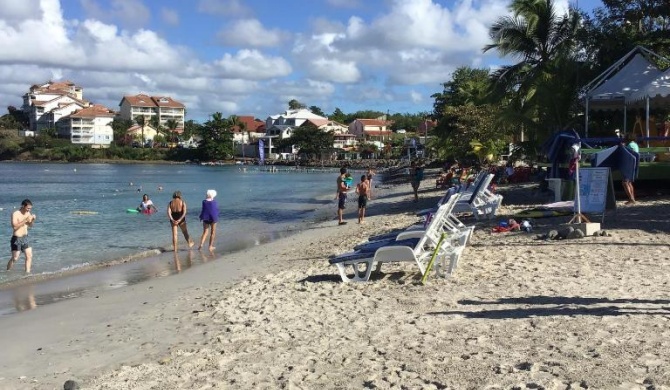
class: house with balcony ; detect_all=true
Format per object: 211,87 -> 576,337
298,119 -> 357,152
21,80 -> 90,132
348,118 -> 393,142
118,94 -> 185,132
56,104 -> 114,147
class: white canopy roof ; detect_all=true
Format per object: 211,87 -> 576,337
586,53 -> 662,110
627,67 -> 670,107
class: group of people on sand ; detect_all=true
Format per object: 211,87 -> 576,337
336,167 -> 375,225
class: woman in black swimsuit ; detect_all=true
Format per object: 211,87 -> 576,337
167,191 -> 194,251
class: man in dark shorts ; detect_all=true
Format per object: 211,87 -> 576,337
7,199 -> 36,273
356,174 -> 371,224
336,167 -> 349,225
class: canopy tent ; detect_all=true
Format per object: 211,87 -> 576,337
627,68 -> 670,108
582,46 -> 670,142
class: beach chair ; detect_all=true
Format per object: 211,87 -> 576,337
329,200 -> 470,282
417,171 -> 487,217
450,174 -> 503,220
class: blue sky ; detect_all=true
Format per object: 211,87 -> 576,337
0,0 -> 603,122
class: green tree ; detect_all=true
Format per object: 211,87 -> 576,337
111,118 -> 133,145
183,119 -> 200,140
135,115 -> 147,147
164,119 -> 179,144
430,105 -> 510,163
276,124 -> 334,160
288,99 -> 306,110
431,67 -> 492,120
199,112 -> 232,160
331,107 -> 347,124
484,0 -> 581,141
309,105 -> 326,117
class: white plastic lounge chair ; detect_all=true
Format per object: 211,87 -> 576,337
451,174 -> 503,220
329,200 -> 469,282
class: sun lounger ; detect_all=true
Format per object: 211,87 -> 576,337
329,226 -> 463,283
329,199 -> 471,282
450,174 -> 503,220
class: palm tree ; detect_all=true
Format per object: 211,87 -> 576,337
484,0 -> 581,139
165,119 -> 179,146
135,115 -> 146,148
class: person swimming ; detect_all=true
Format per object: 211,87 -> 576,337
137,194 -> 158,213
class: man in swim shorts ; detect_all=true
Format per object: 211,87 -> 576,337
7,199 -> 36,273
336,167 -> 349,225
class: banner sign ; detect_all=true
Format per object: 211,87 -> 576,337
258,139 -> 265,164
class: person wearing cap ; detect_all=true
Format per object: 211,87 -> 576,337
198,189 -> 220,251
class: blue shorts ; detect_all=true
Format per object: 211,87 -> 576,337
10,235 -> 30,252
338,193 -> 347,209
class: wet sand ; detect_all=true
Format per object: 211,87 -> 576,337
2,180 -> 670,389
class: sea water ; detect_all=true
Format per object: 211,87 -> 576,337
0,162 -> 341,287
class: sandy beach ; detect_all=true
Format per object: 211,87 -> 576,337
1,179 -> 670,390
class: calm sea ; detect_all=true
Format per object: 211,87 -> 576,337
0,162 -> 341,287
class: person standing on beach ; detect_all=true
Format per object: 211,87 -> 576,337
410,161 -> 424,202
167,191 -> 194,251
336,167 -> 349,225
622,133 -> 640,205
7,199 -> 36,273
198,189 -> 219,251
366,168 -> 376,198
356,175 -> 371,224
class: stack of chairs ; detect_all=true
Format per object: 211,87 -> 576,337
329,193 -> 475,282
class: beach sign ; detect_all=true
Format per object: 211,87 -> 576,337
574,167 -> 616,217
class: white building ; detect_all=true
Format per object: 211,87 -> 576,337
22,81 -> 90,132
57,104 -> 115,147
264,108 -> 327,129
118,94 -> 185,132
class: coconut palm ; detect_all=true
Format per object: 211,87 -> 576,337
135,115 -> 146,148
165,119 -> 179,146
484,0 -> 581,138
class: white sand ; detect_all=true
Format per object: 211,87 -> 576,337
2,182 -> 670,390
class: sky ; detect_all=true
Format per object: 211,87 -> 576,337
0,0 -> 603,122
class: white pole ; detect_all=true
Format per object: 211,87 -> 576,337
572,143 -> 582,223
645,96 -> 650,147
623,104 -> 627,134
585,98 -> 589,138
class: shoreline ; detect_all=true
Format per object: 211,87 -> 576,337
0,178 -> 425,389
0,179 -> 347,314
4,179 -> 668,389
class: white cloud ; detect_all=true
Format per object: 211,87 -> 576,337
218,19 -> 289,47
197,0 -> 252,17
80,0 -> 150,29
410,90 -> 423,103
161,8 -> 179,26
211,50 -> 292,79
326,0 -> 361,8
1,0 -> 42,23
308,58 -> 361,83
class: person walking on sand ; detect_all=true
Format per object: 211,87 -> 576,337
356,174 -> 371,224
7,199 -> 36,273
336,167 -> 349,225
167,191 -> 194,251
622,133 -> 640,205
198,189 -> 219,251
410,161 -> 424,202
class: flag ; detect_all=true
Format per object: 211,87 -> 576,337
258,139 -> 265,164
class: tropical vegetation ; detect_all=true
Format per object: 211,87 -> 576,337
1,0 -> 667,164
